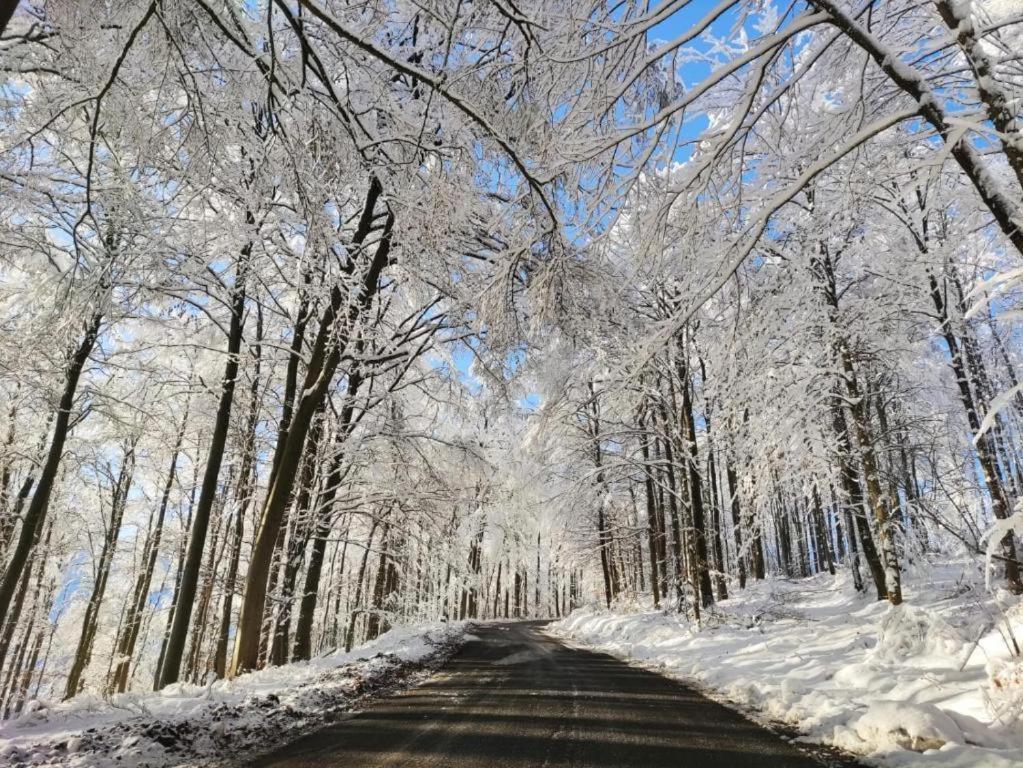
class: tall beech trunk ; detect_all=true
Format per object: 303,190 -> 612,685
654,400 -> 686,608
256,281 -> 314,666
0,396 -> 18,555
185,487 -> 231,682
291,370 -> 362,661
109,402 -> 189,693
492,561 -> 503,618
812,245 -> 888,600
638,409 -> 662,605
269,405 -> 326,666
812,484 -> 835,576
723,452 -> 747,589
677,351 -> 714,607
154,454 -> 198,689
65,443 -> 136,698
831,394 -> 887,599
157,262 -> 247,689
588,383 -> 620,607
232,180 -> 392,676
214,311 -> 263,679
267,272 -> 313,491
706,444 -> 728,599
0,518 -> 51,677
928,272 -> 1022,593
366,522 -> 392,640
326,514 -> 353,651
0,311 -> 102,627
345,517 -> 380,652
842,363 -> 902,604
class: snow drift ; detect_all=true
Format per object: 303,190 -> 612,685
0,622 -> 467,768
549,562 -> 1023,768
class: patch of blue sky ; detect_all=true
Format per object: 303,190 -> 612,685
519,392 -> 541,411
50,550 -> 87,623
450,341 -> 483,396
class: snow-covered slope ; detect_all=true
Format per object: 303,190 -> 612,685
549,563 -> 1023,768
0,622 -> 468,768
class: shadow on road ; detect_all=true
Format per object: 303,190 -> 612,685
251,621 -> 856,767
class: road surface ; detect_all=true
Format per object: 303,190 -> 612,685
253,621 -> 843,767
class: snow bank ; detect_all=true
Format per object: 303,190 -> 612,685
549,563 -> 1023,768
0,622 -> 468,767
847,701 -> 962,754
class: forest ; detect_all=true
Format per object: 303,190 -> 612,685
0,1 -> 1021,761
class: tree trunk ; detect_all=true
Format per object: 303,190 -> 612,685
345,517 -> 380,652
928,271 -> 1022,593
366,522 -> 391,641
841,355 -> 902,604
157,262 -> 247,689
812,245 -> 889,599
214,312 -> 263,678
154,454 -> 199,689
109,402 -> 189,693
65,442 -> 136,698
232,181 -> 391,676
269,405 -> 326,666
723,453 -> 747,589
0,311 -> 102,627
655,401 -> 687,610
676,355 -> 714,607
588,384 -> 620,607
638,407 -> 663,606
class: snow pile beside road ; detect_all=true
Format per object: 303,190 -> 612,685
549,563 -> 1023,768
0,622 -> 467,768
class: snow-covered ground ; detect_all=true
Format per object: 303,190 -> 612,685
549,562 -> 1023,768
0,622 -> 468,768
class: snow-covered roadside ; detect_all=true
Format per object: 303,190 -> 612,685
548,563 -> 1023,768
0,622 -> 468,768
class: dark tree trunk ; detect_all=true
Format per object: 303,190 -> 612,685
811,245 -> 891,600
724,453 -> 747,589
155,454 -> 199,689
840,353 -> 902,604
158,262 -> 247,689
0,1 -> 20,37
65,443 -> 136,698
655,401 -> 686,611
109,403 -> 188,693
639,407 -> 662,606
699,375 -> 728,601
345,517 -> 380,652
812,484 -> 835,576
269,405 -> 326,666
232,181 -> 392,676
366,522 -> 391,640
831,400 -> 886,597
928,272 -> 1021,593
588,384 -> 620,607
675,356 -> 714,608
0,312 -> 102,627
214,311 -> 263,679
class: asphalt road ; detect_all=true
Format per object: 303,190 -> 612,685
252,621 -> 839,767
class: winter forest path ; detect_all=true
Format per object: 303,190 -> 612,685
251,621 -> 851,768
